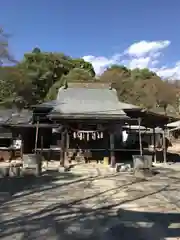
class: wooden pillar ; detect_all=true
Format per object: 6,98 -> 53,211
40,135 -> 43,158
162,129 -> 167,164
138,118 -> 143,156
110,131 -> 116,167
19,134 -> 23,159
64,129 -> 70,166
153,128 -> 156,163
60,130 -> 65,167
34,119 -> 39,152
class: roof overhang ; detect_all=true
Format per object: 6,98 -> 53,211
2,123 -> 61,129
48,113 -> 130,121
124,109 -> 179,127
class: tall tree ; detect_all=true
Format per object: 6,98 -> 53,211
46,68 -> 95,100
18,49 -> 74,104
0,28 -> 16,65
71,58 -> 95,77
99,65 -> 134,102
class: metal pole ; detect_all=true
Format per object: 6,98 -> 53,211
138,118 -> 143,156
34,119 -> 39,153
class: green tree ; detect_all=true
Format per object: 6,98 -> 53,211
63,68 -> 94,82
99,65 -> 177,111
131,68 -> 156,80
99,65 -> 134,102
46,68 -> 95,100
46,75 -> 66,101
71,58 -> 95,77
18,49 -> 96,105
0,66 -> 33,108
18,49 -> 74,104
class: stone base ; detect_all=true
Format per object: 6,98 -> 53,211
58,166 -> 71,173
134,169 -> 153,179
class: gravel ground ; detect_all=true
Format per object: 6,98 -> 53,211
0,163 -> 179,239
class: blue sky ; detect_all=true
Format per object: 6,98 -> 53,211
1,0 -> 180,78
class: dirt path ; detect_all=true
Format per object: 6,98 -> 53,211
0,164 -> 179,239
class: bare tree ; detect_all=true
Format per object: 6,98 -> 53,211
0,28 -> 16,65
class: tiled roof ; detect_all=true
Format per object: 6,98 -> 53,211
0,109 -> 32,125
34,85 -> 140,119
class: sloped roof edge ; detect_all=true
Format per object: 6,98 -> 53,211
65,82 -> 112,89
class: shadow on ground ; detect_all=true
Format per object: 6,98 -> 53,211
0,196 -> 179,239
167,152 -> 180,163
0,173 -> 179,239
0,170 -> 83,203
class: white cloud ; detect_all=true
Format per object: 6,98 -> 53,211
156,62 -> 180,79
125,40 -> 170,57
83,55 -> 115,74
82,40 -> 180,79
128,57 -> 151,69
83,54 -> 121,75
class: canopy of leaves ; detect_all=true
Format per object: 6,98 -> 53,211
46,68 -> 95,100
0,41 -> 179,115
0,48 -> 95,107
71,59 -> 95,77
45,75 -> 66,101
99,65 -> 177,113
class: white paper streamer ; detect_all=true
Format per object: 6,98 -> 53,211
92,132 -> 96,140
73,132 -> 76,139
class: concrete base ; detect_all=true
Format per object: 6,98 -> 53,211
134,169 -> 153,179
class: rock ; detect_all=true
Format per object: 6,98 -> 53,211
9,167 -> 21,177
116,164 -> 131,172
